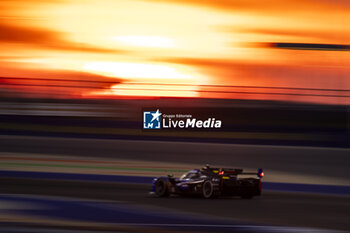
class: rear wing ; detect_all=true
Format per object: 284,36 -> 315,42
202,165 -> 264,178
241,168 -> 264,178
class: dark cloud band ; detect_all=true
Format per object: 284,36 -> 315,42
267,42 -> 350,51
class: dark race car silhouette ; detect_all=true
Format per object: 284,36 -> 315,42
151,165 -> 264,199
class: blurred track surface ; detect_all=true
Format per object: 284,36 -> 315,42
0,135 -> 349,185
0,178 -> 349,232
1,135 -> 350,232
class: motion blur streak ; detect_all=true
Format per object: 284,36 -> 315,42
1,0 -> 350,232
0,0 -> 349,103
114,35 -> 176,48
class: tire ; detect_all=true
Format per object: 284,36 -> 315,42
154,179 -> 169,197
202,180 -> 214,198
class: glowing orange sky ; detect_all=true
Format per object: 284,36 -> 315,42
0,0 -> 349,104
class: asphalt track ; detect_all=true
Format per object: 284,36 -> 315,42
1,136 -> 350,231
1,135 -> 349,184
0,178 -> 349,231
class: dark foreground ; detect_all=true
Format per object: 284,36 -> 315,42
0,178 -> 349,232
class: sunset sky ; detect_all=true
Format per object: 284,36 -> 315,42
1,0 -> 349,104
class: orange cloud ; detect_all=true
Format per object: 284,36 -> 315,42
0,22 -> 125,53
144,0 -> 349,14
0,61 -> 121,98
0,0 -> 349,103
161,57 -> 350,90
220,27 -> 350,44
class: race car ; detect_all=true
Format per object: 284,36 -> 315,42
151,165 -> 264,199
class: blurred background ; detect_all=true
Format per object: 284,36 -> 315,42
0,0 -> 349,232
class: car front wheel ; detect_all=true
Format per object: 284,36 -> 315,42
202,180 -> 214,198
154,179 -> 169,197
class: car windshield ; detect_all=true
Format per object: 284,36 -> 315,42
180,171 -> 200,180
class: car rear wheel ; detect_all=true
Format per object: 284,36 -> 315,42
154,179 -> 169,197
202,180 -> 214,198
